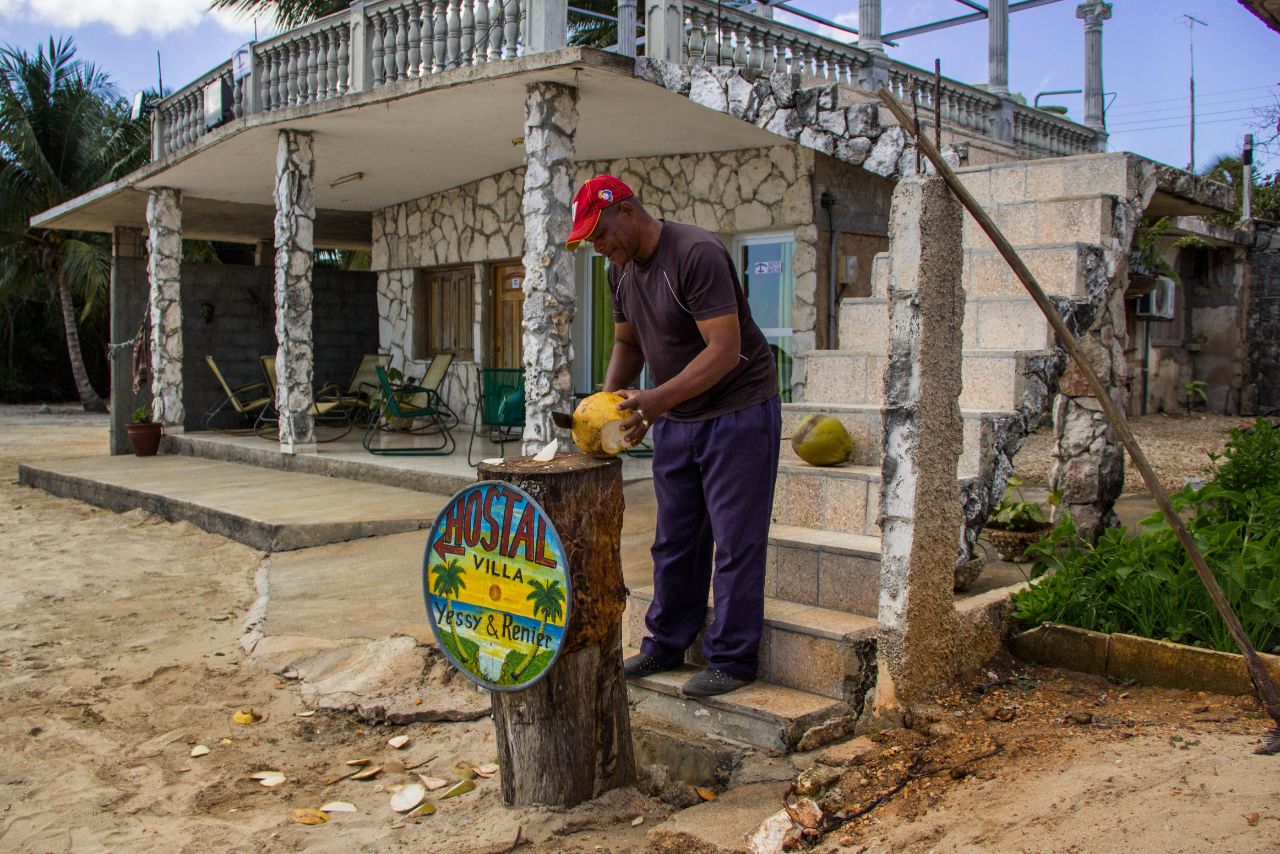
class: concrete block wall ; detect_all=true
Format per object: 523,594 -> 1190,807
180,264 -> 377,429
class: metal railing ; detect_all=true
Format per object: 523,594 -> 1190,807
153,0 -> 1103,161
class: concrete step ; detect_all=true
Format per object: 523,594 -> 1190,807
839,296 -> 1060,353
963,242 -> 1104,300
961,195 -> 1113,251
781,402 -> 1010,477
625,589 -> 877,703
625,652 -> 860,753
772,461 -> 880,537
767,524 -> 881,617
956,153 -> 1139,207
806,349 -> 1048,412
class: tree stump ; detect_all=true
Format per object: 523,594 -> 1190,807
479,453 -> 634,807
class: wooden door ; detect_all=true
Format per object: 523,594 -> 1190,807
492,263 -> 524,369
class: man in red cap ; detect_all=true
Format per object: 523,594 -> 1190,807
566,175 -> 781,697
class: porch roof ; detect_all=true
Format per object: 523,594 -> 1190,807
32,48 -> 780,249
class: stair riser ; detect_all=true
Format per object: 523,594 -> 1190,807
964,244 -> 1101,300
781,407 -> 986,477
961,197 -> 1111,251
840,299 -> 1057,353
805,351 -> 1023,411
625,592 -> 874,702
772,469 -> 878,537
958,157 -> 1135,207
767,542 -> 880,617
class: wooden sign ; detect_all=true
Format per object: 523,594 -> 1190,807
423,481 -> 570,691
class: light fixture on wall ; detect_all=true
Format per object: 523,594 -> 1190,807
329,171 -> 364,188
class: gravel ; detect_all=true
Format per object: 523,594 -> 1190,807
1014,413 -> 1251,494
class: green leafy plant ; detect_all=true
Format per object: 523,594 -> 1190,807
989,477 -> 1056,531
130,405 -> 153,424
1183,379 -> 1208,414
1013,419 -> 1280,654
1129,217 -> 1178,281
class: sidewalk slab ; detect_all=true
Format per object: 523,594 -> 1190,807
18,455 -> 447,552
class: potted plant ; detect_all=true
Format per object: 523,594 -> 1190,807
983,477 -> 1056,562
126,405 -> 163,456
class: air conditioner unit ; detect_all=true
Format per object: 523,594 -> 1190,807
1132,275 -> 1176,320
203,78 -> 233,130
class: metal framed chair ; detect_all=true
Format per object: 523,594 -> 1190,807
362,364 -> 456,455
258,355 -> 355,441
203,356 -> 272,433
467,367 -> 525,466
319,352 -> 391,425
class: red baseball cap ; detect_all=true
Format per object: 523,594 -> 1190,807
566,175 -> 634,251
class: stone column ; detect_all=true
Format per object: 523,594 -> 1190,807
858,0 -> 883,54
110,227 -> 146,454
988,0 -> 1009,96
146,188 -> 185,432
273,129 -> 318,454
875,176 -> 964,717
520,81 -> 578,454
1077,1 -> 1112,132
644,0 -> 685,64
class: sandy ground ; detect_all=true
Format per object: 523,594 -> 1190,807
3,406 -> 1279,854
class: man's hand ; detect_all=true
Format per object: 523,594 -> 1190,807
614,388 -> 669,446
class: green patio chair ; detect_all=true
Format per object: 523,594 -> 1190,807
362,364 -> 456,456
467,367 -> 525,466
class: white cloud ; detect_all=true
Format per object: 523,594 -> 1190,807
2,0 -> 261,38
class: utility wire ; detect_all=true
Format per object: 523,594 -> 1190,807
1108,95 -> 1273,119
1109,106 -> 1262,129
1107,84 -> 1275,109
1109,115 -> 1267,134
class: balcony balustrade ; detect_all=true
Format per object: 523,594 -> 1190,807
152,0 -> 1103,162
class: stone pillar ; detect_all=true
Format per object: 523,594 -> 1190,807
109,227 -> 146,455
875,176 -> 964,717
988,0 -> 1009,96
525,0 -> 568,53
520,81 -> 578,454
1077,1 -> 1112,132
1049,284 -> 1128,540
273,129 -> 318,454
146,188 -> 185,432
858,0 -> 883,54
645,0 -> 685,64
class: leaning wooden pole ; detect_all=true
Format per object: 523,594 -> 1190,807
876,88 -> 1280,752
480,454 -> 636,804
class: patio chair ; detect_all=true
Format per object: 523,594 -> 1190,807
319,352 -> 391,424
467,367 -> 525,466
203,355 -> 272,433
362,364 -> 456,456
258,355 -> 354,441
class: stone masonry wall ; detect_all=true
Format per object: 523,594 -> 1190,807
147,188 -> 184,429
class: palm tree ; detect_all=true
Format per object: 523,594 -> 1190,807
0,38 -> 148,411
209,0 -> 351,28
430,557 -> 472,665
512,577 -> 565,679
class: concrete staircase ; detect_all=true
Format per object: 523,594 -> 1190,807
624,155 -> 1136,757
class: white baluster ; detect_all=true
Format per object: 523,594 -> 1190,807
502,0 -> 519,60
474,0 -> 489,64
408,3 -> 423,76
433,0 -> 447,70
447,0 -> 461,69
337,26 -> 350,94
687,9 -> 705,66
273,47 -> 287,107
323,30 -> 337,98
284,41 -> 297,104
396,7 -> 411,80
308,34 -> 321,103
383,11 -> 399,83
371,11 -> 386,86
460,0 -> 475,66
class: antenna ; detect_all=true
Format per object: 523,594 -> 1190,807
156,50 -> 164,96
1177,13 -> 1208,171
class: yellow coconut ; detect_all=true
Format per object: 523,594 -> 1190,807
571,391 -> 631,457
791,414 -> 854,466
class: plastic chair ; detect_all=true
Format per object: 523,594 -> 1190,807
362,364 -> 456,455
467,367 -> 525,466
203,356 -> 272,433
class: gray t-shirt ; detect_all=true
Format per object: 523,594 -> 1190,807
609,221 -> 777,421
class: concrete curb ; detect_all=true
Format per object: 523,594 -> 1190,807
1012,622 -> 1280,695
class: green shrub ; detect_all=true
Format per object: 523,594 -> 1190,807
1011,419 -> 1280,654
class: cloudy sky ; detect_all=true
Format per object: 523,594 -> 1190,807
0,0 -> 1274,172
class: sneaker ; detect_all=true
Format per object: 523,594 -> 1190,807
682,668 -> 753,697
623,653 -> 679,679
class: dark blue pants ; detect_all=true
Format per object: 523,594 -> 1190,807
639,396 -> 782,680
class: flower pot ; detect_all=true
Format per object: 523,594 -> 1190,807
126,422 -> 163,457
954,555 -> 985,592
985,523 -> 1052,563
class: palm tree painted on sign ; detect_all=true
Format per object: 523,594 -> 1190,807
512,578 -> 566,680
430,557 -> 472,666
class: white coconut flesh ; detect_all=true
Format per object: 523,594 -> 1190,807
599,421 -> 630,455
